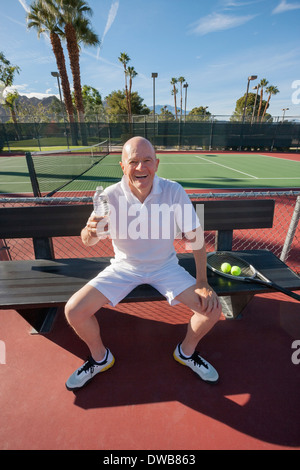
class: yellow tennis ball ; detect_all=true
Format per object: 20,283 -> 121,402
221,262 -> 231,273
231,265 -> 241,276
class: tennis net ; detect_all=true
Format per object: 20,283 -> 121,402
25,140 -> 110,196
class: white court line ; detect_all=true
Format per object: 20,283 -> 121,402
176,177 -> 300,181
194,155 -> 258,179
159,162 -> 210,165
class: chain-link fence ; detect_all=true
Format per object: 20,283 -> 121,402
1,116 -> 300,152
1,191 -> 299,275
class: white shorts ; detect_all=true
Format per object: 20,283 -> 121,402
88,261 -> 196,307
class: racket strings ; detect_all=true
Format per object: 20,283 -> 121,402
207,253 -> 254,277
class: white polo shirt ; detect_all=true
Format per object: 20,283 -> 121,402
102,175 -> 201,272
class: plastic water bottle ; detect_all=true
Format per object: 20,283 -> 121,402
93,186 -> 110,237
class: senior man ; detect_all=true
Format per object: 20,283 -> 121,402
65,136 -> 222,391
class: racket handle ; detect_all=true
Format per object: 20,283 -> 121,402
249,278 -> 300,301
274,287 -> 300,301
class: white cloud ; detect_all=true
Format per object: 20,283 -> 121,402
102,1 -> 119,41
20,92 -> 58,99
97,0 -> 119,59
4,84 -> 28,94
3,84 -> 57,100
222,0 -> 264,8
189,12 -> 257,35
18,0 -> 30,13
273,0 -> 300,13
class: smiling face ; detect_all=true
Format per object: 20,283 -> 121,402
120,137 -> 159,202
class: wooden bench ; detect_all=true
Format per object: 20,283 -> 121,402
1,198 -> 299,333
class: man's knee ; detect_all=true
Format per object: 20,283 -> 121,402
65,284 -> 108,326
208,302 -> 222,323
193,302 -> 221,322
65,297 -> 82,326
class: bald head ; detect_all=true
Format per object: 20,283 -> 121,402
122,136 -> 156,162
119,136 -> 159,202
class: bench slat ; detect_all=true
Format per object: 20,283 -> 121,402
0,205 -> 90,238
0,251 -> 299,310
193,199 -> 275,231
0,199 -> 274,239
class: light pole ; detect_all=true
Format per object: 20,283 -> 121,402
282,108 -> 289,122
183,83 -> 188,122
51,71 -> 69,148
242,75 -> 257,123
151,73 -> 158,142
251,84 -> 260,125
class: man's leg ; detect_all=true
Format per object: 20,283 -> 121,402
65,284 -> 109,361
173,284 -> 222,383
175,284 -> 222,356
64,284 -> 115,391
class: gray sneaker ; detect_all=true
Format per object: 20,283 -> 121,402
66,349 -> 115,391
173,343 -> 219,384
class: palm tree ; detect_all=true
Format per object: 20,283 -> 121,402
127,66 -> 137,122
27,0 -> 77,144
0,52 -> 21,138
261,85 -> 279,122
170,78 -> 178,119
4,91 -> 21,139
118,52 -> 130,120
256,78 -> 268,122
178,76 -> 185,120
45,0 -> 99,145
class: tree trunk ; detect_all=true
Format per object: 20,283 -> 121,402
50,31 -> 77,145
173,86 -> 177,120
10,106 -> 21,140
257,88 -> 264,122
65,23 -> 88,146
261,95 -> 270,121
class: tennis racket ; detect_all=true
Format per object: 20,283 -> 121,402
207,251 -> 300,302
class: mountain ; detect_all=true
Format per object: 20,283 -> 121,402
0,94 -> 59,121
148,104 -> 190,115
0,95 -> 190,120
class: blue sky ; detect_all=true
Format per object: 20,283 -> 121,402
1,0 -> 300,118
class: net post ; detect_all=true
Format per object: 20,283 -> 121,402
25,152 -> 42,197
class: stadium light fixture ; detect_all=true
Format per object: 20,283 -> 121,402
151,73 -> 158,115
152,73 -> 158,142
183,83 -> 188,122
251,84 -> 260,124
282,108 -> 289,122
51,71 -> 63,105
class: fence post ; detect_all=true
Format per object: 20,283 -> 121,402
280,195 -> 300,262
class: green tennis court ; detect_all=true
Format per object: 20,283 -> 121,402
156,152 -> 300,190
0,151 -> 299,195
